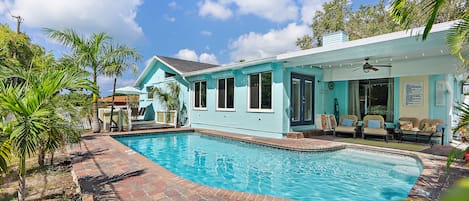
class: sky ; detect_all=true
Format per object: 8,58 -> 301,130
0,0 -> 382,96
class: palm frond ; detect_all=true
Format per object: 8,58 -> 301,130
447,11 -> 469,66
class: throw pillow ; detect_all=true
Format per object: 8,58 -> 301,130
341,118 -> 354,127
422,122 -> 437,132
399,120 -> 413,131
368,120 -> 381,129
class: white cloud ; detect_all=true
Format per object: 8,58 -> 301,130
229,0 -> 298,23
164,15 -> 176,22
2,0 -> 143,44
175,49 -> 199,62
198,0 -> 298,23
168,1 -> 177,9
198,0 -> 233,20
199,53 -> 218,64
97,76 -> 136,96
229,23 -> 310,61
200,30 -> 212,36
175,49 -> 219,64
301,0 -> 329,24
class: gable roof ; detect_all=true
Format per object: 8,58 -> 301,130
157,56 -> 218,73
134,56 -> 218,86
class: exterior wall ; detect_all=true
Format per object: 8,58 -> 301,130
138,61 -> 190,125
188,62 -> 285,138
399,75 -> 430,120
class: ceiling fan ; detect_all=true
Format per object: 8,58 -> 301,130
362,57 -> 392,72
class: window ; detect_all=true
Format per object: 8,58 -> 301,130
217,77 -> 235,110
194,81 -> 207,109
248,72 -> 272,111
146,86 -> 154,99
348,78 -> 394,121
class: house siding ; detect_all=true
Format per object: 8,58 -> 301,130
138,61 -> 190,124
188,62 -> 286,138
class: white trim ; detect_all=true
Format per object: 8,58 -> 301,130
216,77 -> 235,111
135,56 -> 185,86
247,71 -> 274,113
193,80 -> 207,110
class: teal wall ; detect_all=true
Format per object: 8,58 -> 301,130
428,74 -> 451,144
138,61 -> 190,125
188,62 -> 286,138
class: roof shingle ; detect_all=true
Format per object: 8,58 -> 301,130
158,56 -> 218,73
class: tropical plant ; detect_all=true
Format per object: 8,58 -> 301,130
0,66 -> 95,201
0,119 -> 12,174
46,28 -> 140,133
101,46 -> 141,130
390,0 -> 468,67
154,82 -> 181,125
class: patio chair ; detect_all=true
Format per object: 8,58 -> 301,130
396,117 -> 420,142
416,119 -> 445,146
333,115 -> 358,138
362,115 -> 389,142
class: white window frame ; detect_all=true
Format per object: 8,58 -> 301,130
193,80 -> 207,110
146,86 -> 154,100
247,72 -> 274,113
216,77 -> 235,111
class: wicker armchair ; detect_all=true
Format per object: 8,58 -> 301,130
333,115 -> 358,138
362,115 -> 388,142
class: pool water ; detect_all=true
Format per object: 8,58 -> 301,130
115,132 -> 423,201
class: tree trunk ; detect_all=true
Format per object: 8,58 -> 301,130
91,71 -> 100,133
18,156 -> 26,201
38,141 -> 45,167
50,151 -> 54,166
109,78 -> 117,132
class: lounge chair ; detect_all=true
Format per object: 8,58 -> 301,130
362,115 -> 389,142
333,115 -> 358,138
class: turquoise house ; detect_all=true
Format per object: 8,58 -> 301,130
134,21 -> 463,144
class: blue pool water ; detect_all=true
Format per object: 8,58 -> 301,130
115,132 -> 423,201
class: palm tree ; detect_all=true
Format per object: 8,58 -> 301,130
101,46 -> 141,131
45,29 -> 140,133
154,82 -> 181,126
0,66 -> 95,201
0,119 -> 12,174
390,0 -> 468,66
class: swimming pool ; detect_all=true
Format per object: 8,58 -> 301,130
115,132 -> 423,201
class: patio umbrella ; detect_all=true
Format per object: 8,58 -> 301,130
114,86 -> 143,95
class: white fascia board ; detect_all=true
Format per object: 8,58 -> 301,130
182,56 -> 277,77
277,20 -> 456,60
134,56 -> 184,87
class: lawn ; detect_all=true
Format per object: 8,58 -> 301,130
336,138 -> 429,152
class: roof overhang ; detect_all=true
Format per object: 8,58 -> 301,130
182,57 -> 277,77
134,56 -> 184,87
277,21 -> 457,68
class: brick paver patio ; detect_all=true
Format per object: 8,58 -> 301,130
69,128 -> 467,201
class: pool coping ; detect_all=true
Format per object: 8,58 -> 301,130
71,128 -> 451,200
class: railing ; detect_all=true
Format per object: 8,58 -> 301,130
155,110 -> 177,128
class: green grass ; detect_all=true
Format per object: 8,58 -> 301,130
336,138 -> 429,152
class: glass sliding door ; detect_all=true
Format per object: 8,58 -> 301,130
291,73 -> 315,126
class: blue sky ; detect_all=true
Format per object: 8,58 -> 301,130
0,0 -> 382,96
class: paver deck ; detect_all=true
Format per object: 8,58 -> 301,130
69,128 -> 465,201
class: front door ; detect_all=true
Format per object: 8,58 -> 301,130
291,74 -> 314,126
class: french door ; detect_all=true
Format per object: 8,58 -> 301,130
291,74 -> 314,126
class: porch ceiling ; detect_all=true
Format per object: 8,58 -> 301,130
280,28 -> 451,69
